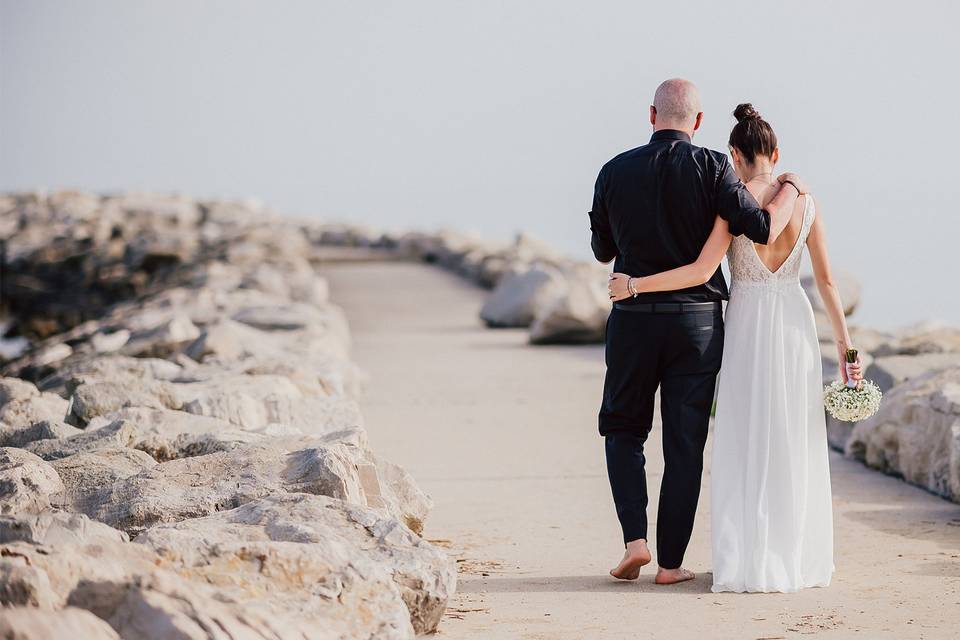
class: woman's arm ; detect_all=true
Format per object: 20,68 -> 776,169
607,216 -> 732,300
805,196 -> 863,384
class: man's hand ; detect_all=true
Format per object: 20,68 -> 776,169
777,172 -> 810,195
607,273 -> 634,302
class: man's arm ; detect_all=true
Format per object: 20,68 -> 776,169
588,168 -> 617,263
716,157 -> 805,245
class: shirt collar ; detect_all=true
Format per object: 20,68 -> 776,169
650,129 -> 691,143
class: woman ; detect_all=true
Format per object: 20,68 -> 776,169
607,104 -> 859,592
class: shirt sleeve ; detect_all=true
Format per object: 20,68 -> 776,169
716,155 -> 771,245
588,167 -> 618,262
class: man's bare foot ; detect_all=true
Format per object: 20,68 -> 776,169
609,539 -> 652,580
654,567 -> 695,585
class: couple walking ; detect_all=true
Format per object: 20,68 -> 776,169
589,78 -> 862,592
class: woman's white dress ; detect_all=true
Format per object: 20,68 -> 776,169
710,195 -> 834,593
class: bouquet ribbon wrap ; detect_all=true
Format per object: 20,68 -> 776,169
845,348 -> 859,389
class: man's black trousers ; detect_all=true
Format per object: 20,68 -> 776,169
599,303 -> 724,570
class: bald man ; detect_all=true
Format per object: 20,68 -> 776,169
588,78 -> 808,584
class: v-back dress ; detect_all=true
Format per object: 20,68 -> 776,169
710,194 -> 834,593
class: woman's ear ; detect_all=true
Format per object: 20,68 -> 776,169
730,147 -> 741,165
771,148 -> 780,164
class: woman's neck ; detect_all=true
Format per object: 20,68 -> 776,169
744,161 -> 776,184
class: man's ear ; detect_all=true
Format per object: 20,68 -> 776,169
649,106 -> 657,127
693,112 -> 704,131
730,147 -> 741,165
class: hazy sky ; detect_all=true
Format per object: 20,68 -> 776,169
2,1 -> 958,329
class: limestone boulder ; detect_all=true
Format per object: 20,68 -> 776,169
175,373 -> 363,434
0,448 -> 64,515
800,271 -> 862,316
529,269 -> 609,344
0,510 -> 128,546
0,538 -> 160,610
81,441 -> 369,536
89,571 -> 334,640
865,353 -> 960,392
137,493 -> 454,635
363,454 -> 433,536
51,448 -> 157,514
0,535 -> 353,639
84,406 -> 260,462
0,391 -> 70,432
0,378 -> 39,406
120,313 -> 201,358
66,378 -> 180,426
25,420 -> 137,461
480,265 -> 567,328
0,607 -> 121,640
871,326 -> 960,357
0,420 -> 82,449
38,354 -> 184,395
846,366 -> 960,502
90,329 -> 131,354
848,325 -> 898,355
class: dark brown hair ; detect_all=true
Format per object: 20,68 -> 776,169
728,103 -> 777,164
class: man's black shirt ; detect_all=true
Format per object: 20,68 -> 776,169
588,129 -> 772,303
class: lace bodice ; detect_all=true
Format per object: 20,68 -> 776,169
728,194 -> 815,290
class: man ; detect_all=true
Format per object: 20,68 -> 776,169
588,78 -> 807,585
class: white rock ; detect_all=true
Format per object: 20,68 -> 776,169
83,441 -> 369,536
32,343 -> 73,367
0,392 -> 70,431
865,353 -> 960,392
90,329 -> 131,353
800,271 -> 861,316
51,447 -> 157,513
122,313 -> 201,357
480,265 -> 567,328
0,510 -> 129,546
0,420 -> 82,449
26,420 -> 138,461
99,571 -> 334,640
138,493 -> 454,635
67,378 -> 180,425
847,366 -> 960,502
175,373 -> 362,433
0,448 -> 64,515
529,269 -> 608,344
0,378 -> 39,406
0,607 -> 121,639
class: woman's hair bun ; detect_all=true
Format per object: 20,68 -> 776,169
733,103 -> 760,122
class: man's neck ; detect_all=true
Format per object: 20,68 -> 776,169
653,124 -> 695,138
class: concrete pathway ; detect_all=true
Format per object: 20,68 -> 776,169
325,260 -> 960,640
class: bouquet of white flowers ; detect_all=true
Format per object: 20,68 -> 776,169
823,349 -> 882,422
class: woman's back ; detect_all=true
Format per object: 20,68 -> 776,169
747,181 -> 807,273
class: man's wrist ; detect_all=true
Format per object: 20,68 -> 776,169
782,180 -> 801,196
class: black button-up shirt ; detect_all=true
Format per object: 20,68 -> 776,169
588,129 -> 771,303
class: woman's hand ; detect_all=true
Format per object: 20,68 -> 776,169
607,273 -> 635,302
837,343 -> 864,385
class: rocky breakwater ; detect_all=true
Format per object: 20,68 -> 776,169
309,222 -> 960,504
828,322 -> 960,503
801,275 -> 960,503
307,225 -> 612,344
0,191 -> 455,639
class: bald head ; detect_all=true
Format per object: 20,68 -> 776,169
652,78 -> 702,132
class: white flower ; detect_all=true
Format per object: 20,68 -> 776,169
823,379 -> 883,423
